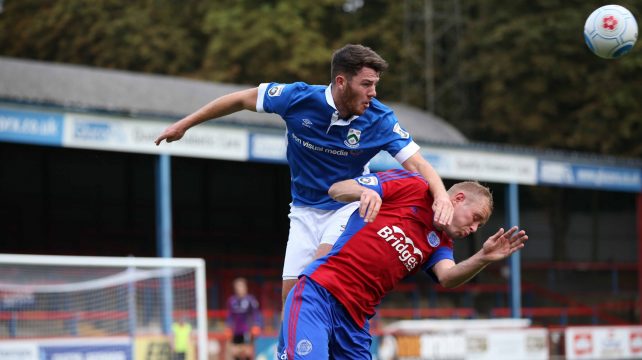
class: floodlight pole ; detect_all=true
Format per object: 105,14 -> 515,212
506,183 -> 522,318
155,153 -> 174,335
637,194 -> 642,324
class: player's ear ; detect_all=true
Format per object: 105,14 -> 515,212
335,74 -> 347,88
453,192 -> 466,204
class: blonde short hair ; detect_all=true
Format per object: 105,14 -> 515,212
447,181 -> 494,218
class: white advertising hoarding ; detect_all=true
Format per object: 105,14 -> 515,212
64,114 -> 248,161
423,146 -> 538,185
465,328 -> 548,360
0,342 -> 38,360
380,320 -> 548,360
565,326 -> 642,359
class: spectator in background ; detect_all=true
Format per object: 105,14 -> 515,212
171,317 -> 192,360
226,277 -> 261,360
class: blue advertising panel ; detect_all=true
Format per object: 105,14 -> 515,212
248,133 -> 288,164
40,344 -> 132,360
0,108 -> 64,146
539,160 -> 642,193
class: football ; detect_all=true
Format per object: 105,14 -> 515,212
584,4 -> 638,59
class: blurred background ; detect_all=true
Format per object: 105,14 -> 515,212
1,1 -> 642,359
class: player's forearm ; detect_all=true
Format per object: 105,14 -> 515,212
328,180 -> 365,203
402,155 -> 448,199
437,251 -> 491,288
416,161 -> 448,199
177,88 -> 258,131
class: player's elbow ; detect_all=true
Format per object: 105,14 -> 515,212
433,264 -> 464,288
328,183 -> 338,199
329,179 -> 364,203
439,277 -> 462,289
328,183 -> 345,202
240,87 -> 259,111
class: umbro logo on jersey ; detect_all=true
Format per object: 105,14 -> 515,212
268,84 -> 285,97
393,123 -> 410,139
302,119 -> 313,128
344,128 -> 361,148
377,225 -> 423,271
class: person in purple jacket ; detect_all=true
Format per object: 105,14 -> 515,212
225,277 -> 261,360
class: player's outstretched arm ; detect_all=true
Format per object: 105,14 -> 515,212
401,152 -> 453,228
329,179 -> 382,223
154,87 -> 259,145
433,226 -> 528,288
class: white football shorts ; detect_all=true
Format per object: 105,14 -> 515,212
281,201 -> 360,280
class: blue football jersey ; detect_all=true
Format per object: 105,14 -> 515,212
257,82 -> 419,209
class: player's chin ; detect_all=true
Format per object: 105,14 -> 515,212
354,103 -> 369,115
443,228 -> 458,239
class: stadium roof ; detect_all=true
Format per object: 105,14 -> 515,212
0,56 -> 467,144
2,56 -> 640,170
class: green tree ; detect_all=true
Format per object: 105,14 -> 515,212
195,0 -> 406,101
197,0 -> 342,84
459,0 -> 642,261
0,0 -> 206,75
460,0 -> 642,157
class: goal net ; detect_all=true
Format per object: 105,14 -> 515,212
0,254 -> 207,360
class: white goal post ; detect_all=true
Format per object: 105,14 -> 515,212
0,253 -> 208,360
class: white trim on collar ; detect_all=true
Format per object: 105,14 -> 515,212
325,83 -> 359,130
324,83 -> 336,109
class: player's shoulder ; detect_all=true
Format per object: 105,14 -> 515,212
264,81 -> 324,94
286,81 -> 326,93
361,98 -> 403,135
273,82 -> 326,104
365,98 -> 395,119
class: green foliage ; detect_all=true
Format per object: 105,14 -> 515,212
197,0 -> 342,84
195,0 -> 403,90
461,0 -> 642,156
0,0 -> 205,74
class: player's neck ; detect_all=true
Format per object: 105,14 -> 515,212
331,87 -> 352,119
334,102 -> 355,120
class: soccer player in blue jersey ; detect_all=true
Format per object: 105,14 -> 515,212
154,44 -> 454,305
279,169 -> 528,359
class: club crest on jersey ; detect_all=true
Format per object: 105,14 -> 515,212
357,175 -> 379,186
427,231 -> 440,247
296,339 -> 313,356
344,128 -> 361,148
377,225 -> 424,271
268,84 -> 285,97
393,123 -> 410,139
